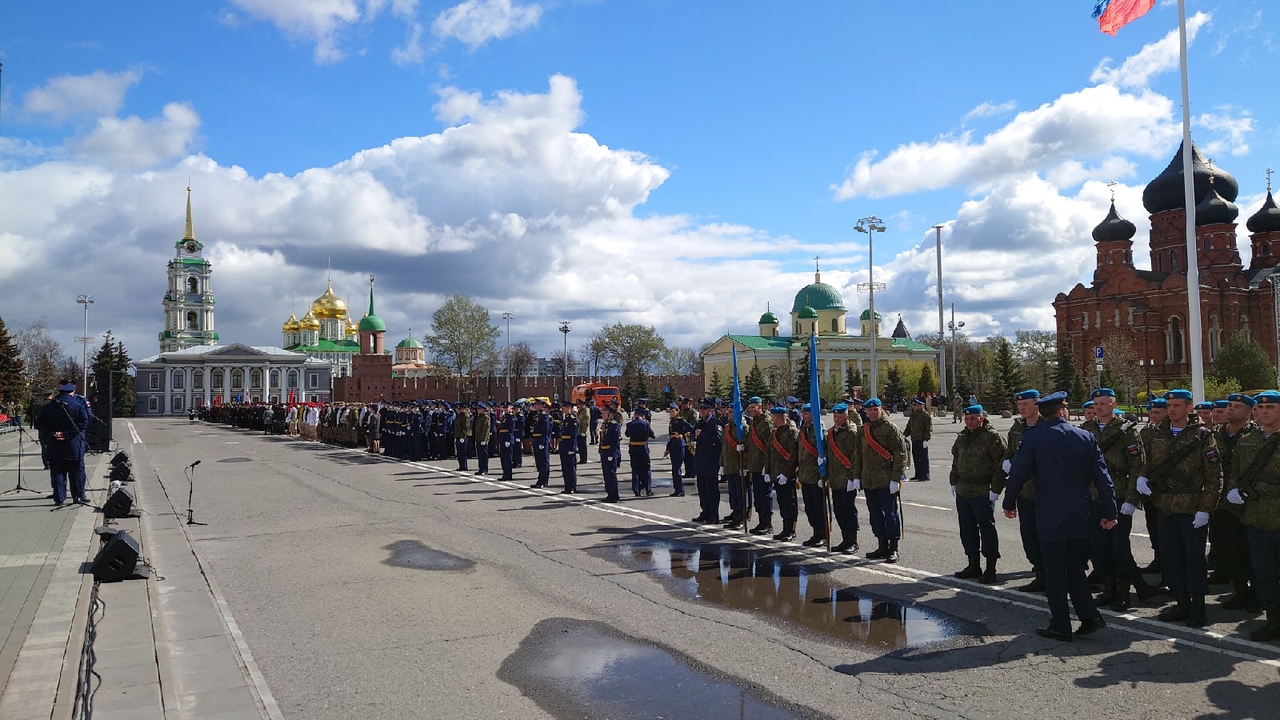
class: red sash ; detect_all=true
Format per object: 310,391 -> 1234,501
865,425 -> 892,463
750,421 -> 767,453
828,428 -> 852,469
799,425 -> 819,457
771,433 -> 792,461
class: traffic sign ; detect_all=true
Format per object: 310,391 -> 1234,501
1094,346 -> 1104,360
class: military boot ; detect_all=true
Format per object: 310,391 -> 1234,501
832,534 -> 858,554
802,534 -> 825,547
980,557 -> 998,585
1133,572 -> 1166,602
1111,577 -> 1132,611
1017,569 -> 1045,593
1221,580 -> 1254,610
884,538 -> 900,564
864,538 -> 889,560
953,554 -> 982,579
1158,595 -> 1190,623
1095,578 -> 1118,607
722,510 -> 742,530
773,521 -> 796,543
1248,606 -> 1280,642
1185,596 -> 1208,628
749,515 -> 774,536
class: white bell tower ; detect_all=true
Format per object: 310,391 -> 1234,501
159,187 -> 218,352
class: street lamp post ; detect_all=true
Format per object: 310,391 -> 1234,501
933,224 -> 946,398
76,295 -> 94,393
502,312 -> 514,402
948,303 -> 964,401
558,320 -> 571,402
855,216 -> 886,398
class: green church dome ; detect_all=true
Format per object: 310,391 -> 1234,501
859,309 -> 882,320
759,311 -> 779,325
790,275 -> 845,314
797,304 -> 819,319
396,335 -> 422,349
358,314 -> 386,332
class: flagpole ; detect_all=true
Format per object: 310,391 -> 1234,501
1177,0 -> 1204,399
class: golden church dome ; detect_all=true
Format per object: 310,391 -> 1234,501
310,282 -> 348,320
298,310 -> 321,330
345,315 -> 358,335
282,313 -> 300,332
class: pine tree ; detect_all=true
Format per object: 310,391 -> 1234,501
792,346 -> 811,401
844,365 -> 863,395
988,337 -> 1025,413
883,365 -> 906,407
707,369 -> 725,397
90,332 -> 136,417
1054,342 -> 1079,399
917,363 -> 937,394
1212,332 -> 1278,390
0,316 -> 26,410
743,362 -> 770,400
636,373 -> 651,404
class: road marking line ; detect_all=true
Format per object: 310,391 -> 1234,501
128,420 -> 143,445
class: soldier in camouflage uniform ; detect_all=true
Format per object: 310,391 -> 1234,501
764,406 -> 800,542
1082,388 -> 1150,610
949,404 -> 1007,584
1213,392 -> 1260,612
1225,390 -> 1280,641
742,397 -> 776,536
1136,389 -> 1222,628
826,403 -> 861,554
797,403 -> 827,547
858,398 -> 906,563
720,404 -> 750,530
679,397 -> 698,481
1006,389 -> 1045,592
1139,397 -> 1169,574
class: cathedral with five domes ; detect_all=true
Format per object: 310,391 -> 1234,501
280,278 -> 364,377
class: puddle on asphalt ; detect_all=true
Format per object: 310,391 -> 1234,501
382,540 -> 474,571
499,618 -> 826,720
589,539 -> 983,651
218,457 -> 253,463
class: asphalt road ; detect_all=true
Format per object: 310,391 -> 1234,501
124,414 -> 1280,720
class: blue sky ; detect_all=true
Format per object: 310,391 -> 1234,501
1,0 -> 1277,363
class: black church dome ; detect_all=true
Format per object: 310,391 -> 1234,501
1092,202 -> 1136,243
1194,179 -> 1238,226
1247,191 -> 1280,234
1142,141 -> 1239,215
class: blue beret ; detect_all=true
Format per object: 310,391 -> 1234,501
1016,389 -> 1040,401
800,403 -> 812,412
913,398 -> 925,406
1165,389 -> 1194,401
1148,398 -> 1167,408
748,396 -> 763,405
832,403 -> 849,413
637,398 -> 648,403
1114,408 -> 1125,416
1213,400 -> 1229,409
1082,400 -> 1094,408
1090,388 -> 1116,399
668,402 -> 678,410
863,398 -> 883,408
1194,401 -> 1213,410
1254,390 -> 1280,405
963,405 -> 984,415
1228,392 -> 1258,407
1036,391 -> 1068,405
786,396 -> 799,404
770,406 -> 787,415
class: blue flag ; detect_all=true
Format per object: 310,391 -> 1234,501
731,346 -> 744,439
809,333 -> 826,478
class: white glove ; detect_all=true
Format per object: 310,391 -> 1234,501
1120,502 -> 1137,516
504,441 -> 511,447
988,491 -> 999,503
817,456 -> 826,467
777,474 -> 788,485
1227,488 -> 1245,505
950,485 -> 957,498
818,478 -> 826,489
1001,459 -> 1011,474
736,444 -> 744,452
890,480 -> 900,494
762,474 -> 771,484
718,466 -> 725,476
1193,511 -> 1210,529
1136,476 -> 1152,496
851,478 -> 861,491
922,441 -> 928,449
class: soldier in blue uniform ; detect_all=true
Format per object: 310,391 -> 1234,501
34,380 -> 90,506
634,398 -> 652,422
557,407 -> 579,493
1006,389 -> 1046,592
528,401 -> 552,488
625,409 -> 655,496
664,403 -> 691,497
499,404 -> 521,481
599,405 -> 622,502
1004,391 -> 1118,642
692,398 -> 723,524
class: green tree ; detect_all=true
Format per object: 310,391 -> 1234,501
987,337 -> 1025,413
917,362 -> 938,395
883,365 -> 906,407
1070,375 -> 1089,409
424,295 -> 501,379
590,323 -> 667,383
636,373 -> 651,403
0,316 -> 25,408
1055,341 -> 1079,401
90,332 -> 136,417
1014,329 -> 1057,390
792,346 -> 811,401
1205,375 -> 1242,401
707,369 -> 725,397
743,362 -> 770,400
657,346 -> 701,376
844,365 -> 863,395
1212,332 -> 1277,390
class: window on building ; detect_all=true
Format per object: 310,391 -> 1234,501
172,396 -> 184,412
251,369 -> 262,389
309,373 -> 319,389
231,369 -> 244,388
1170,250 -> 1178,273
173,370 -> 184,389
831,318 -> 838,333
193,370 -> 204,389
149,373 -> 160,390
270,369 -> 280,388
1209,315 -> 1222,360
148,397 -> 159,412
188,277 -> 199,294
212,369 -> 224,388
186,311 -> 198,329
794,321 -> 800,335
288,370 -> 298,387
1242,315 -> 1252,339
1169,316 -> 1185,365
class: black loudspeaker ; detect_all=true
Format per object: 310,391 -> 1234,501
91,530 -> 140,582
102,487 -> 135,519
109,463 -> 133,482
86,421 -> 112,454
109,451 -> 130,467
91,370 -> 113,419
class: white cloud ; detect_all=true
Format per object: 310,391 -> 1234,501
22,69 -> 142,122
432,0 -> 542,49
70,102 -> 201,169
962,100 -> 1016,124
1090,11 -> 1211,88
228,0 -> 365,63
1195,108 -> 1255,157
392,21 -> 426,65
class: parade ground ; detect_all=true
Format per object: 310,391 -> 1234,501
2,413 -> 1280,719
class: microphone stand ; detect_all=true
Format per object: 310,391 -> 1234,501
2,425 -> 45,496
185,461 -> 207,526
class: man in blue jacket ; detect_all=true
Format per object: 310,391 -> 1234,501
34,380 -> 90,506
1004,391 -> 1119,641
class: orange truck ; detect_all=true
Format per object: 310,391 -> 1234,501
571,382 -> 621,409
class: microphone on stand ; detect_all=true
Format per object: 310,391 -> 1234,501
187,460 -> 201,469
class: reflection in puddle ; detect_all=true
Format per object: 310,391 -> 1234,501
499,618 -> 824,720
590,539 -> 983,651
382,540 -> 474,571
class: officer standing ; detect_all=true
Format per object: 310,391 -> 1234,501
599,405 -> 622,502
34,380 -> 90,506
742,397 -> 775,535
1003,391 -> 1117,642
529,401 -> 552,488
950,405 -> 1007,584
904,398 -> 933,481
625,409 -> 655,496
473,403 -> 491,476
679,397 -> 698,481
1136,389 -> 1221,628
691,399 -> 723,524
1140,397 -> 1169,574
826,403 -> 860,553
498,404 -> 518,481
1225,390 -> 1280,641
576,400 -> 591,465
1214,392 -> 1260,612
796,403 -> 827,547
557,405 -> 579,494
454,405 -> 471,471
720,402 -> 750,530
1006,389 -> 1045,592
858,398 -> 906,563
663,404 -> 692,497
764,405 -> 800,541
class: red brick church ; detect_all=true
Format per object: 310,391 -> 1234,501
1055,142 -> 1280,390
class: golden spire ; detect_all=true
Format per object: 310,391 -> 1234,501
183,184 -> 195,240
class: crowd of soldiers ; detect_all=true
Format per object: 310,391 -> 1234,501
196,383 -> 1280,643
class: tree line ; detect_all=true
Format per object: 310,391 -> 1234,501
0,317 -> 136,418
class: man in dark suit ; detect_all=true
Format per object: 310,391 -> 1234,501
34,380 -> 91,506
1004,391 -> 1119,641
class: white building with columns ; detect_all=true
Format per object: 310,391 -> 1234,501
133,344 -> 334,415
